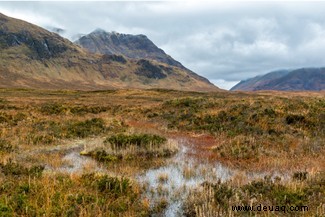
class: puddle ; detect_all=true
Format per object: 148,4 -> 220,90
36,138 -> 289,216
43,139 -> 106,174
137,141 -> 289,217
56,151 -> 105,174
137,144 -> 234,217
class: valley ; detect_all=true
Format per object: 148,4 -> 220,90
0,88 -> 324,216
0,9 -> 324,217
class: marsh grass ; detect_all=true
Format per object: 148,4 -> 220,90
0,159 -> 44,177
182,164 -> 197,180
152,95 -> 325,171
0,139 -> 14,154
0,173 -> 149,216
82,134 -> 178,162
183,172 -> 325,217
157,172 -> 169,183
0,89 -> 324,216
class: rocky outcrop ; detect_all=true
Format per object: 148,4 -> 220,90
76,29 -> 184,68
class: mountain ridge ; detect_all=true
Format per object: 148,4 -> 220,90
231,68 -> 325,91
75,29 -> 212,84
75,29 -> 184,68
0,13 -> 218,91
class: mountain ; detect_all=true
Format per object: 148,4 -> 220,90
75,29 -> 211,84
231,68 -> 325,91
48,27 -> 66,35
0,13 -> 217,91
76,29 -> 184,68
231,70 -> 290,91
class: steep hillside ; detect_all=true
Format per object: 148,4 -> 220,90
231,68 -> 325,91
76,29 -> 184,68
75,29 -> 212,84
0,13 -> 217,91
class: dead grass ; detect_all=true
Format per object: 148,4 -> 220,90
0,88 -> 324,216
184,172 -> 325,217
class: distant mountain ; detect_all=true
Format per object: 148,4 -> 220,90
75,29 -> 211,84
0,13 -> 218,91
231,68 -> 325,91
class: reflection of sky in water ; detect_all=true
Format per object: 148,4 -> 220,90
43,140 -> 290,217
137,145 -> 234,217
138,143 -> 289,217
45,149 -> 105,174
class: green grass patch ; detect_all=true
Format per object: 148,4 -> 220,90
82,133 -> 177,162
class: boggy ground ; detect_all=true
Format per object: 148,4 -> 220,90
0,88 -> 324,216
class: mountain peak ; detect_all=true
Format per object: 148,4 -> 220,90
92,28 -> 107,34
89,29 -> 147,39
0,13 -> 75,60
75,30 -> 212,84
76,30 -> 182,66
0,13 -> 217,91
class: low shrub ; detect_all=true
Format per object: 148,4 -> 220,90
101,54 -> 127,63
286,114 -> 306,125
66,118 -> 106,138
39,103 -> 66,115
0,160 -> 44,177
293,171 -> 308,181
70,106 -> 108,115
0,112 -> 26,126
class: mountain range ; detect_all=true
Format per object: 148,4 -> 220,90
231,68 -> 325,91
1,13 -> 324,92
0,13 -> 217,91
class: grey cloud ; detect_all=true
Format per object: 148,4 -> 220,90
1,2 -> 325,89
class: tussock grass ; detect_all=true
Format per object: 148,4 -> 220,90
0,173 -> 149,216
157,172 -> 169,183
82,134 -> 178,162
184,172 -> 325,217
149,94 -> 325,170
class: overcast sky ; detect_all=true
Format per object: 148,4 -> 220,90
1,1 -> 325,89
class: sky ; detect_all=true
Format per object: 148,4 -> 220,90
1,1 -> 325,90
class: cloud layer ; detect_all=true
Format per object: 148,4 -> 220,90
1,2 -> 325,89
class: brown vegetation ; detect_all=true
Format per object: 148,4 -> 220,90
0,88 -> 324,216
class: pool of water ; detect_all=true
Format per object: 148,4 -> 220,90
137,141 -> 289,217
137,144 -> 235,217
42,138 -> 289,216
